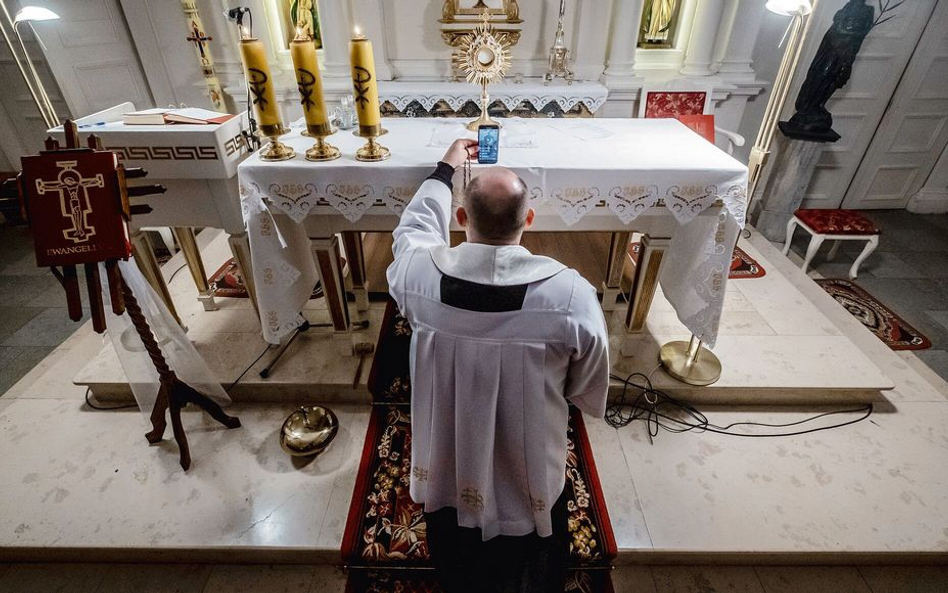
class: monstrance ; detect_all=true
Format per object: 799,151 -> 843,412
453,10 -> 512,132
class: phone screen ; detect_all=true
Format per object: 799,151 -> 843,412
478,125 -> 499,164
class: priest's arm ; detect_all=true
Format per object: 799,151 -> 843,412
387,139 -> 478,314
564,277 -> 611,418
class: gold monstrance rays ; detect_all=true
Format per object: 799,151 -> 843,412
452,10 -> 512,131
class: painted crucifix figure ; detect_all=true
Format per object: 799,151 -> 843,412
181,1 -> 226,111
35,160 -> 104,243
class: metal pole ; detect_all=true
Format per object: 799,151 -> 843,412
0,0 -> 51,128
14,21 -> 58,127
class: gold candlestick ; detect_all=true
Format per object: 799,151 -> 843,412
257,122 -> 296,162
305,122 -> 341,161
353,124 -> 390,162
291,28 -> 338,162
349,30 -> 389,162
239,33 -> 295,161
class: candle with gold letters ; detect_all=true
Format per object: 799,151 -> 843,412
238,34 -> 281,127
290,31 -> 328,128
348,29 -> 381,131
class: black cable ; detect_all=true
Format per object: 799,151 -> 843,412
84,387 -> 137,410
605,371 -> 872,441
225,342 -> 272,393
167,263 -> 187,283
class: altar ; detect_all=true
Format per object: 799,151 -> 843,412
238,117 -> 748,355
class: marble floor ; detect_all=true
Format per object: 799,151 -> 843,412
0,223 -> 91,395
0,224 -> 947,570
73,227 -> 892,405
1,563 -> 948,593
783,210 -> 948,383
1,217 -> 948,593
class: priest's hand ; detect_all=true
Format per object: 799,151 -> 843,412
442,139 -> 478,169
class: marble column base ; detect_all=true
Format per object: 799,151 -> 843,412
752,133 -> 828,242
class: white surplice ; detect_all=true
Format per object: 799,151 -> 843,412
387,177 -> 610,541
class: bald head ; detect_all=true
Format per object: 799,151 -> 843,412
462,167 -> 530,244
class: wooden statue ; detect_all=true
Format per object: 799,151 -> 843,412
781,0 -> 875,141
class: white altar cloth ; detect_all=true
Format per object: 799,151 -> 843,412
238,118 -> 747,346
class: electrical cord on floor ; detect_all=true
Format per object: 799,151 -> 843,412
225,343 -> 272,393
84,387 -> 137,410
167,263 -> 188,283
605,371 -> 873,443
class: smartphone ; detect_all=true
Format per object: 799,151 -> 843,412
478,124 -> 499,164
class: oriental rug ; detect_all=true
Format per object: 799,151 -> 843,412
815,279 -> 931,351
209,257 -> 323,299
343,302 -> 616,592
629,242 -> 766,279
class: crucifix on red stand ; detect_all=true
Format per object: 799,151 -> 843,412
3,121 -> 240,471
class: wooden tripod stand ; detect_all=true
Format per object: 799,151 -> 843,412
119,274 -> 241,471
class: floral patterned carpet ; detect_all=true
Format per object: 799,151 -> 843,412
816,279 -> 931,350
342,302 -> 616,592
208,257 -> 323,299
629,242 -> 766,279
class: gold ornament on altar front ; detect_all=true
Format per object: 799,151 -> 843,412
453,10 -> 512,131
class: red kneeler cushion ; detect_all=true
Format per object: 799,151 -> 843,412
795,209 -> 881,235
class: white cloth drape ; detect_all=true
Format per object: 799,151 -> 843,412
238,118 -> 748,347
101,258 -> 230,422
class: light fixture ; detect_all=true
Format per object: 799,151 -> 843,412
764,0 -> 813,17
11,5 -> 60,129
746,0 -> 816,208
13,5 -> 59,23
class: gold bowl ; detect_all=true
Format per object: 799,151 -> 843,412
280,405 -> 339,457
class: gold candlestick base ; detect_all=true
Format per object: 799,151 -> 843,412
304,123 -> 341,162
353,125 -> 390,162
659,335 -> 722,387
257,124 -> 296,162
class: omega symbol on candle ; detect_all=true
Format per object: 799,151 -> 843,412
352,66 -> 372,109
248,68 -> 270,110
296,69 -> 317,112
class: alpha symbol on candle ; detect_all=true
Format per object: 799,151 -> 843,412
352,66 -> 372,108
247,68 -> 270,110
35,160 -> 105,244
296,69 -> 317,111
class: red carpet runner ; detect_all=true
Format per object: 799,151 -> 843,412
342,302 -> 617,592
208,257 -> 323,299
630,242 -> 766,279
816,279 -> 931,351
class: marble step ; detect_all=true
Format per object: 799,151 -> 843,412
74,320 -> 892,405
73,226 -> 894,405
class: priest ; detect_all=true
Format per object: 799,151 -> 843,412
386,139 -> 610,592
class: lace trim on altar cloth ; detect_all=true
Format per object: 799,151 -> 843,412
379,86 -> 609,115
383,93 -> 608,114
241,180 -> 747,230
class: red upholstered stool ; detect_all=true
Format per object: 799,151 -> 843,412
783,209 -> 880,279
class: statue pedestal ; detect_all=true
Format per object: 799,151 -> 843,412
751,132 -> 830,241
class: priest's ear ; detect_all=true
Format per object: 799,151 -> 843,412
456,206 -> 469,228
524,207 -> 535,230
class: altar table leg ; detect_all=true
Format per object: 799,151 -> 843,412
622,235 -> 670,355
311,236 -> 354,356
341,231 -> 370,313
228,232 -> 259,315
130,229 -> 182,326
602,232 -> 632,312
172,227 -> 218,312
